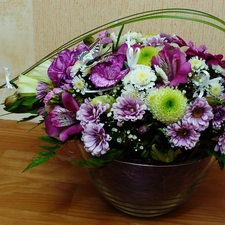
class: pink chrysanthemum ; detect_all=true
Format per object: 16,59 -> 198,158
214,132 -> 225,155
183,97 -> 213,131
81,123 -> 112,156
112,93 -> 147,123
76,98 -> 109,126
36,82 -> 51,101
213,105 -> 225,129
165,120 -> 200,150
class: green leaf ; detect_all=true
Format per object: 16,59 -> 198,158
71,148 -> 123,168
23,151 -> 55,172
38,136 -> 62,145
151,145 -> 182,163
18,114 -> 39,122
113,24 -> 124,51
39,144 -> 61,151
141,149 -> 149,158
21,96 -> 39,106
23,136 -> 63,172
71,158 -> 103,168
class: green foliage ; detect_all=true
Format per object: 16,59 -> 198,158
23,136 -> 63,172
151,145 -> 182,163
4,96 -> 41,114
18,115 -> 40,123
38,136 -> 61,144
113,24 -> 124,52
71,148 -> 123,168
205,147 -> 225,170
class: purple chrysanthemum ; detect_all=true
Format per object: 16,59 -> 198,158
81,123 -> 112,156
214,131 -> 225,154
76,98 -> 110,126
165,120 -> 200,150
144,35 -> 166,47
183,97 -> 213,131
212,105 -> 225,129
36,82 -> 51,101
112,93 -> 147,123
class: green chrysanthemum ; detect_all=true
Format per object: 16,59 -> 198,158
148,87 -> 188,124
137,46 -> 159,66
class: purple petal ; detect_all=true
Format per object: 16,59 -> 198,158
62,92 -> 79,112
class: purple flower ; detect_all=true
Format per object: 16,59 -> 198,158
214,131 -> 225,154
186,43 -> 225,68
45,92 -> 83,142
165,120 -> 200,150
138,125 -> 149,134
48,48 -> 86,87
159,33 -> 187,46
144,35 -> 166,47
36,82 -> 51,101
112,94 -> 147,123
90,54 -> 129,88
188,41 -> 207,53
144,33 -> 186,47
151,44 -> 191,86
43,87 -> 63,109
183,98 -> 213,131
213,105 -> 225,129
38,107 -> 45,116
81,123 -> 111,156
76,98 -> 110,126
98,30 -> 112,44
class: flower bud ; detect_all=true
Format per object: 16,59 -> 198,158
92,95 -> 115,113
138,125 -> 149,134
92,95 -> 115,106
4,92 -> 19,108
83,36 -> 95,46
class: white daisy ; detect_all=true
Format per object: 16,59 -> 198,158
189,56 -> 208,72
212,64 -> 225,75
129,65 -> 156,90
72,75 -> 88,95
207,78 -> 224,97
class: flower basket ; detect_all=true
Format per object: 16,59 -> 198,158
1,8 -> 225,217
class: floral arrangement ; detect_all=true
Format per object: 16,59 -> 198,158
1,9 -> 225,170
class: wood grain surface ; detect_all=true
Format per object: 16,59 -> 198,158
0,119 -> 225,224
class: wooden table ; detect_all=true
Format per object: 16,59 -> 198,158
0,119 -> 225,225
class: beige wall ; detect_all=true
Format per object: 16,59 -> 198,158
0,0 -> 225,120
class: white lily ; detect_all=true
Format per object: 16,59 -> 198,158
17,60 -> 52,96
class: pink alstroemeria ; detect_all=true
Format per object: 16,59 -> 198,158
152,44 -> 191,86
45,92 -> 83,142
